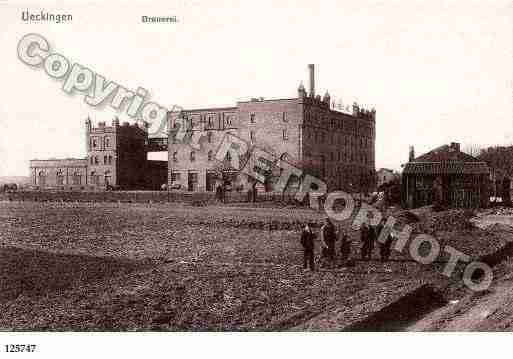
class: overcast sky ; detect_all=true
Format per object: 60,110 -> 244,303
0,0 -> 511,176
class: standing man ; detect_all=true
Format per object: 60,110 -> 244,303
300,223 -> 316,271
379,218 -> 394,262
321,217 -> 337,268
339,229 -> 351,266
360,221 -> 369,260
366,221 -> 376,260
375,218 -> 385,240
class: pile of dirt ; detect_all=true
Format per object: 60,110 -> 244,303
414,209 -> 475,234
486,207 -> 513,216
394,210 -> 421,225
485,223 -> 513,234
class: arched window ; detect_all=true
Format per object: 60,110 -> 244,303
94,156 -> 99,165
90,156 -> 94,165
56,169 -> 64,185
38,171 -> 46,186
105,137 -> 110,148
108,155 -> 113,165
190,151 -> 196,162
208,150 -> 213,161
173,152 -> 178,162
104,155 -> 108,164
280,153 -> 289,161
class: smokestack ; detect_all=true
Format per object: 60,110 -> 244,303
409,146 -> 415,162
308,64 -> 315,97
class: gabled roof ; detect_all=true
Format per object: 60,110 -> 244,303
404,144 -> 489,175
403,162 -> 489,175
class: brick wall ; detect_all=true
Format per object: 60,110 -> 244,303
167,96 -> 376,194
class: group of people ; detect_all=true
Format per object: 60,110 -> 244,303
299,217 -> 394,271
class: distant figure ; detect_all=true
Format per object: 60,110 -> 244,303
339,230 -> 351,266
379,231 -> 394,262
251,184 -> 257,203
360,221 -> 375,260
321,217 -> 337,268
375,218 -> 385,239
366,223 -> 376,260
360,222 -> 369,260
377,217 -> 393,262
300,223 -> 316,271
216,184 -> 224,203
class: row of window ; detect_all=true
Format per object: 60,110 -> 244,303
91,136 -> 111,149
172,151 -> 231,163
90,155 -> 113,165
176,113 -> 236,130
37,170 -> 112,186
175,112 -> 289,130
303,151 -> 374,165
249,129 -> 288,141
307,130 -> 372,147
305,113 -> 374,137
249,112 -> 288,124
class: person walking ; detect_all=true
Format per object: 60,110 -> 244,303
300,223 -> 316,271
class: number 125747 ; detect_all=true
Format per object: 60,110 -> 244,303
4,344 -> 37,353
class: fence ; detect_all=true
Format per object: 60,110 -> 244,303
0,190 -> 310,206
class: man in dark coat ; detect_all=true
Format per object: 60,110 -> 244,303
375,218 -> 385,240
339,230 -> 351,266
322,217 -> 337,258
300,223 -> 316,271
360,222 -> 369,260
366,223 -> 376,260
380,232 -> 393,262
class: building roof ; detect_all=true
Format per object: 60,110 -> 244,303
404,143 -> 489,175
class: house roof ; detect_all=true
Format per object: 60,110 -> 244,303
404,144 -> 489,175
413,144 -> 481,163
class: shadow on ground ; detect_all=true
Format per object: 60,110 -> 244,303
0,246 -> 148,302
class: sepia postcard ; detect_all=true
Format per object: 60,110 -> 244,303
0,0 -> 512,357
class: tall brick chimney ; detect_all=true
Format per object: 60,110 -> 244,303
85,117 -> 92,152
308,64 -> 315,97
409,145 -> 415,162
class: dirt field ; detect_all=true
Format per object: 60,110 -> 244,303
0,201 -> 510,331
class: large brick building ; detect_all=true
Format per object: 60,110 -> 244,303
30,118 -> 167,190
167,64 -> 376,193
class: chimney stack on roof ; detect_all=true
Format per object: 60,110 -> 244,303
308,64 -> 315,97
450,142 -> 461,152
409,145 -> 415,162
